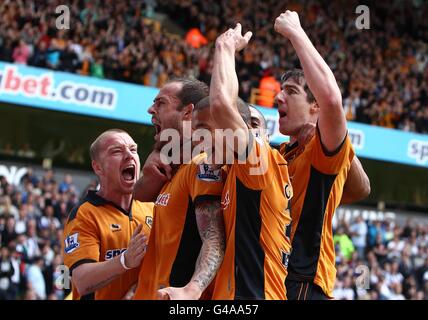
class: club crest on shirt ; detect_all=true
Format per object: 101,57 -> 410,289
145,216 -> 153,228
197,164 -> 221,182
64,233 -> 80,254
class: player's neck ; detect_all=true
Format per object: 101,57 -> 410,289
290,135 -> 298,145
97,188 -> 133,212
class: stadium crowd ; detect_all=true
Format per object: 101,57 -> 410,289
0,0 -> 427,133
333,216 -> 428,300
0,167 -> 427,300
0,168 -> 97,300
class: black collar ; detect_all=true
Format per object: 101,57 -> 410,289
285,141 -> 299,155
85,190 -> 133,220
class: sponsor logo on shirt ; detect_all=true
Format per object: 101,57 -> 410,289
155,193 -> 170,206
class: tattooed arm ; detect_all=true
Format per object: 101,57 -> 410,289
191,197 -> 226,293
157,197 -> 225,300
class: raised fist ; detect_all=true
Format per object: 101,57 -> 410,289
274,10 -> 302,39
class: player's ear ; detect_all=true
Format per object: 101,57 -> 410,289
92,160 -> 103,177
181,103 -> 194,121
310,101 -> 319,115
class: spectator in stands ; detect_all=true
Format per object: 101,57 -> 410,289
0,195 -> 18,218
349,216 -> 368,260
12,40 -> 30,65
24,220 -> 41,262
334,226 -> 355,262
0,246 -> 15,300
256,69 -> 281,108
14,204 -> 28,235
1,215 -> 17,248
26,256 -> 46,300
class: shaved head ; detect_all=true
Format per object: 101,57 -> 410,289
194,96 -> 251,126
249,105 -> 267,130
90,129 -> 129,161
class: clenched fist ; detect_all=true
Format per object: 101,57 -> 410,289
143,149 -> 172,183
274,10 -> 303,39
215,23 -> 252,52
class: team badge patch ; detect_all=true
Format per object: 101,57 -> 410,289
64,233 -> 80,254
197,164 -> 221,182
145,216 -> 153,228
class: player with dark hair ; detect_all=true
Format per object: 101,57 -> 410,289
133,78 -> 226,300
274,10 -> 370,300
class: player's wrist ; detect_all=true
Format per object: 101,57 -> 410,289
120,250 -> 132,270
215,40 -> 235,53
287,27 -> 307,44
185,281 -> 203,299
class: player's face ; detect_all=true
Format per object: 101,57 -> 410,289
277,79 -> 314,136
192,108 -> 226,164
96,132 -> 140,194
148,82 -> 187,150
249,107 -> 269,141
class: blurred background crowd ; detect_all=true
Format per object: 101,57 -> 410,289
0,0 -> 427,133
334,216 -> 428,300
0,169 -> 96,300
1,167 -> 427,300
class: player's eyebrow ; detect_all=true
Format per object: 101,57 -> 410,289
107,144 -> 122,151
154,96 -> 169,103
282,83 -> 300,92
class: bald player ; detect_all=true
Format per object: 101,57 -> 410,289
205,24 -> 293,300
62,129 -> 153,300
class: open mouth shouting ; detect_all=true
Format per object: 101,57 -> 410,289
152,118 -> 162,140
278,109 -> 287,119
121,164 -> 136,183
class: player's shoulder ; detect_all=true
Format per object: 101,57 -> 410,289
271,146 -> 288,164
195,163 -> 224,183
182,152 -> 224,183
133,200 -> 154,213
65,190 -> 103,225
132,200 -> 154,228
65,199 -> 92,225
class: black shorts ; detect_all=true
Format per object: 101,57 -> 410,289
285,279 -> 330,300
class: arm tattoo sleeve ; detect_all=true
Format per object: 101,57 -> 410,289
84,272 -> 122,294
192,197 -> 226,292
